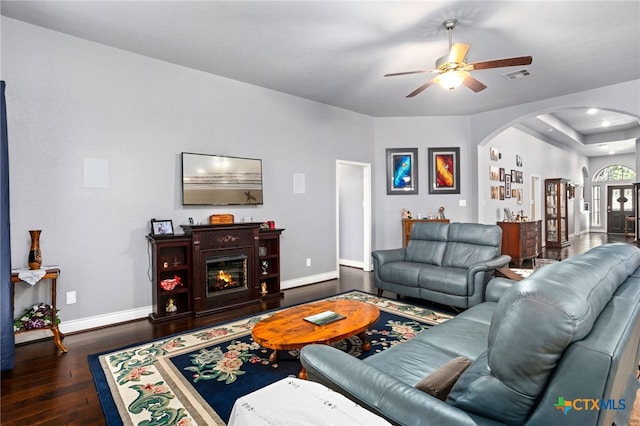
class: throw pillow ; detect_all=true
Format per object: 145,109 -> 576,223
415,356 -> 472,401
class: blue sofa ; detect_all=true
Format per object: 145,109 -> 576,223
301,243 -> 640,426
372,222 -> 511,308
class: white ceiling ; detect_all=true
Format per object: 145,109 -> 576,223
2,1 -> 639,157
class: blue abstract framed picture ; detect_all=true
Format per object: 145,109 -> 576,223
386,148 -> 418,195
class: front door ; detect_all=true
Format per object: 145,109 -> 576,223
607,185 -> 634,234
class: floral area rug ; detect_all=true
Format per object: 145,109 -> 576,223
89,291 -> 453,425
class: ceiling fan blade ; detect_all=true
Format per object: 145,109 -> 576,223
463,75 -> 487,93
467,56 -> 532,70
448,43 -> 471,64
406,80 -> 436,97
384,70 -> 431,77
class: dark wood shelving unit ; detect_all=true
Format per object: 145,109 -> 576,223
147,224 -> 284,323
147,235 -> 193,322
257,228 -> 284,299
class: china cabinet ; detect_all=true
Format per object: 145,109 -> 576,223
634,183 -> 640,242
545,178 -> 571,248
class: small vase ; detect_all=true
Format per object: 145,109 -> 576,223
28,230 -> 43,270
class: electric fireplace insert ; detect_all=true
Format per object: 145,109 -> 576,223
206,254 -> 248,297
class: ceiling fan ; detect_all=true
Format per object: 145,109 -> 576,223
385,18 -> 533,97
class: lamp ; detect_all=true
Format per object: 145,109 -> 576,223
435,70 -> 469,91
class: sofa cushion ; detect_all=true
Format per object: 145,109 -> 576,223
442,223 -> 502,268
418,266 -> 467,295
415,356 -> 471,400
379,262 -> 423,287
363,337 -> 456,385
405,222 -> 448,265
447,243 -> 640,425
414,302 -> 495,360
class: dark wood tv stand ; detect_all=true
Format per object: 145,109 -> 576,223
147,223 -> 284,322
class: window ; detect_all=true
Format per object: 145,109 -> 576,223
593,165 -> 636,182
592,186 -> 601,226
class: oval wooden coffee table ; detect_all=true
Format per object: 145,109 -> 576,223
252,299 -> 380,379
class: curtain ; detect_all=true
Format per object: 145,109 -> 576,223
1,81 -> 14,370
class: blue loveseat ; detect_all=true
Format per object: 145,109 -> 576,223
372,222 -> 511,308
301,243 -> 640,426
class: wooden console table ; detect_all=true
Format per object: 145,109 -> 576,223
497,221 -> 542,267
11,267 -> 67,353
402,218 -> 450,247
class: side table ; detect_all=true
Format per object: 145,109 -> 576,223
11,267 -> 67,353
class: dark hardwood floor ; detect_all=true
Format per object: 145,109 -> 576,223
0,233 -> 634,425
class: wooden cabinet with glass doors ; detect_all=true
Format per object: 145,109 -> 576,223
632,183 -> 639,242
544,178 -> 571,248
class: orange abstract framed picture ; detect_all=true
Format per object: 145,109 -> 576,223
428,147 -> 460,194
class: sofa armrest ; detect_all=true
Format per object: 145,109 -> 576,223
468,255 -> 512,273
466,255 -> 512,286
464,255 -> 512,306
372,248 -> 406,267
485,277 -> 517,302
300,345 -> 482,426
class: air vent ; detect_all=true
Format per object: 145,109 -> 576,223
502,69 -> 530,80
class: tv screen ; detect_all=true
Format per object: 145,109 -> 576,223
181,152 -> 263,205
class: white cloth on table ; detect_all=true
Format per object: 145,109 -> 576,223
14,269 -> 46,285
228,377 -> 391,426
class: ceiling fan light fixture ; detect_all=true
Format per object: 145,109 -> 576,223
435,70 -> 468,90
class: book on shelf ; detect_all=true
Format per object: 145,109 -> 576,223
304,310 -> 346,326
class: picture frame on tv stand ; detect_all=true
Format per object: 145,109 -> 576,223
150,219 -> 174,236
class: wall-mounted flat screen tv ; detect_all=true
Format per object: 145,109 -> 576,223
181,152 -> 263,205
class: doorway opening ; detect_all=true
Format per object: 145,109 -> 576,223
607,185 -> 635,234
336,160 -> 372,274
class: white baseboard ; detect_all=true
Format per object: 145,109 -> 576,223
339,258 -> 364,269
281,271 -> 338,290
58,305 -> 152,334
16,305 -> 152,344
19,272 -> 344,342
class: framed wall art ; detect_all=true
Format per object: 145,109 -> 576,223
428,147 -> 460,194
490,186 -> 499,199
490,166 -> 500,181
490,147 -> 499,161
386,148 -> 418,195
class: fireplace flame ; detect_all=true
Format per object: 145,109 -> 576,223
218,270 -> 233,283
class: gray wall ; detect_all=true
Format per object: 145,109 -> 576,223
2,17 -> 374,332
373,116 -> 474,249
